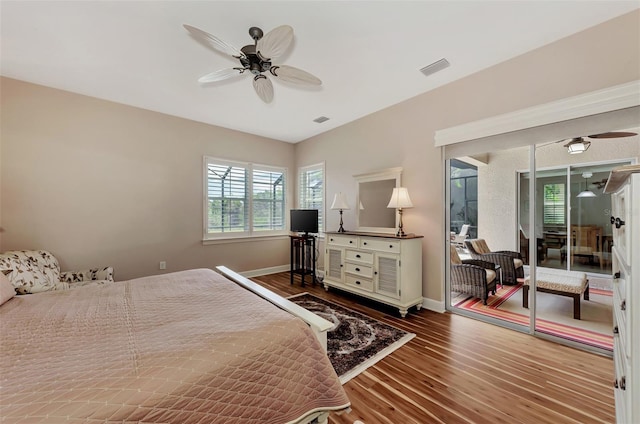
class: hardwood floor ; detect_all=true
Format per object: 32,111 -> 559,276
252,272 -> 615,424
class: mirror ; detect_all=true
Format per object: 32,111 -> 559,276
355,167 -> 402,233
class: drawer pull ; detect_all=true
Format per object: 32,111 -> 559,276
615,217 -> 625,229
363,242 -> 367,245
389,244 -> 393,249
330,238 -> 334,242
349,240 -> 353,244
355,267 -> 360,272
614,379 -> 618,389
620,376 -> 626,391
356,254 -> 361,258
614,271 -> 621,279
613,326 -> 619,335
355,280 -> 361,285
610,216 -> 616,225
621,300 -> 626,311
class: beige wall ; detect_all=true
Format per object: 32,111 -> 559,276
1,78 -> 295,280
296,10 -> 640,304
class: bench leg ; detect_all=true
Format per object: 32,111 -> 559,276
584,284 -> 589,301
573,294 -> 580,320
523,285 -> 529,309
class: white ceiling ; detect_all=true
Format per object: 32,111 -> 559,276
1,1 -> 638,143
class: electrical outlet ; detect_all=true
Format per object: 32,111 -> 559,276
159,261 -> 166,270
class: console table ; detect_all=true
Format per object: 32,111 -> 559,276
290,234 -> 316,286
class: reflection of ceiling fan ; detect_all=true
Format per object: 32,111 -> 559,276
592,178 -> 609,190
183,24 -> 321,103
562,131 -> 637,154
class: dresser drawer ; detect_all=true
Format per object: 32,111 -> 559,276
326,235 -> 358,247
345,250 -> 374,264
360,237 -> 400,253
345,274 -> 374,292
344,262 -> 373,278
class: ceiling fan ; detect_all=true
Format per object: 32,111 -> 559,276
562,131 -> 637,154
183,24 -> 321,103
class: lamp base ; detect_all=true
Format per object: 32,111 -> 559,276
337,209 -> 345,233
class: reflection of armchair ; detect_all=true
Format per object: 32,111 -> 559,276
465,239 -> 524,285
0,250 -> 114,295
450,245 -> 497,305
450,224 -> 470,247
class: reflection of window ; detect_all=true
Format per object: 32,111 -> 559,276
543,183 -> 565,225
205,157 -> 286,239
298,163 -> 324,233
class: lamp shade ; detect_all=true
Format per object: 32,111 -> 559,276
330,192 -> 350,210
387,187 -> 413,209
577,190 -> 597,198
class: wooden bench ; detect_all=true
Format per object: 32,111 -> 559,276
522,270 -> 589,320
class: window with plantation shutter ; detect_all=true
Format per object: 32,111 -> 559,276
204,157 -> 287,239
543,183 -> 565,225
298,163 -> 324,233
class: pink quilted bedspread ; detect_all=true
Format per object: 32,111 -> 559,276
0,268 -> 349,423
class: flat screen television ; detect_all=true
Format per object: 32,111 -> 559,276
290,209 -> 319,235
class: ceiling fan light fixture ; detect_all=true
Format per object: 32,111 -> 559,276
564,138 -> 591,154
577,171 -> 597,198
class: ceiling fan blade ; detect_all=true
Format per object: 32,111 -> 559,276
183,24 -> 245,58
197,68 -> 243,83
587,131 -> 637,139
257,25 -> 293,60
253,75 -> 274,103
269,65 -> 321,86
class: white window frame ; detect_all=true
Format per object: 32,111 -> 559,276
203,156 -> 288,241
298,162 -> 325,234
543,183 -> 566,225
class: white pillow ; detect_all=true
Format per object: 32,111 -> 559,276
0,271 -> 16,305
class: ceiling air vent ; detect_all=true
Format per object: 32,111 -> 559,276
420,58 -> 450,77
313,116 -> 329,124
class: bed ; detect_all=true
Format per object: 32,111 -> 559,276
0,267 -> 350,423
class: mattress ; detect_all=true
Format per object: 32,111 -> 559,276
0,268 -> 349,423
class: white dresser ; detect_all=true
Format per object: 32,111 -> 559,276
323,231 -> 423,317
604,165 -> 640,424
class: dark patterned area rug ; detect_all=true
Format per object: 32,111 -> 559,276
289,293 -> 415,384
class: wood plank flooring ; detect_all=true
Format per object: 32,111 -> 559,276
252,272 -> 615,424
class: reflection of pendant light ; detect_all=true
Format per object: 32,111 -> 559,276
577,172 -> 597,198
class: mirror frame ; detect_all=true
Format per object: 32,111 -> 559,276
354,167 -> 402,234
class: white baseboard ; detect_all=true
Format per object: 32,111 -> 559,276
422,297 -> 446,313
241,265 -> 290,278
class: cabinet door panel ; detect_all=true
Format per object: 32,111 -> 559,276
376,254 -> 400,298
325,248 -> 344,281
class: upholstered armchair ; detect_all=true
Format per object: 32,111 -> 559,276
450,245 -> 497,305
465,239 -> 524,285
0,250 -> 114,295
